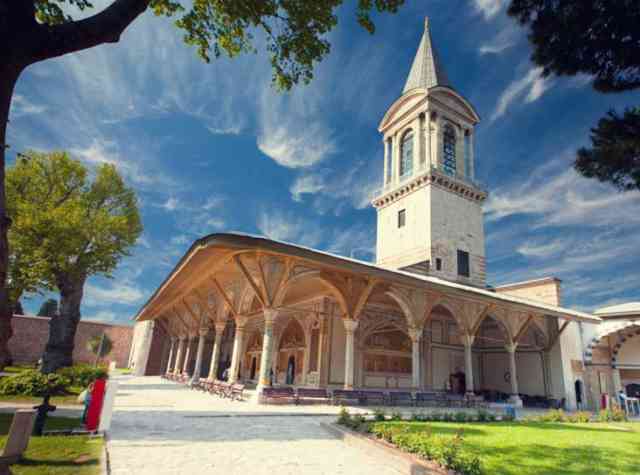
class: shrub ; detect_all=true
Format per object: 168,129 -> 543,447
337,407 -> 351,426
454,411 -> 468,422
371,423 -> 482,475
57,365 -> 108,388
373,408 -> 386,422
566,411 -> 592,423
598,408 -> 627,422
411,412 -> 423,421
0,370 -> 69,396
487,413 -> 497,422
391,411 -> 403,421
476,409 -> 489,422
350,414 -> 367,431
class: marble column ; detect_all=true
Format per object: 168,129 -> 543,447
343,319 -> 359,389
506,342 -> 522,406
257,310 -> 277,396
208,323 -> 226,380
165,337 -> 177,374
318,316 -> 329,386
542,350 -> 554,397
173,337 -> 185,374
190,328 -> 209,385
612,368 -> 623,395
182,336 -> 193,376
463,334 -> 475,395
228,317 -> 247,384
409,327 -> 423,389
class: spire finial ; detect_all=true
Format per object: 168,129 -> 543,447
424,16 -> 429,30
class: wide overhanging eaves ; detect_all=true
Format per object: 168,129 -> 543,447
134,233 -> 601,324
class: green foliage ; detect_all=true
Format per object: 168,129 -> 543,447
476,409 -> 489,422
597,408 -> 627,422
7,150 -> 142,291
390,410 -> 403,421
454,411 -> 469,422
507,1 -> 640,93
575,107 -> 640,192
523,409 -> 597,424
56,365 -> 108,388
33,1 -> 405,91
0,370 -> 69,396
37,298 -> 58,318
566,411 -> 592,423
370,423 -> 482,475
87,334 -> 113,358
373,408 -> 386,422
337,407 -> 351,426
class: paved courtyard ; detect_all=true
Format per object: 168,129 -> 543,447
107,376 -> 402,475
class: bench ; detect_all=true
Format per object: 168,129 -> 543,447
415,392 -> 441,407
262,387 -> 295,403
389,392 -> 414,406
230,384 -> 245,401
332,389 -> 360,406
359,390 -> 387,406
295,388 -> 329,405
444,394 -> 464,408
0,410 -> 36,474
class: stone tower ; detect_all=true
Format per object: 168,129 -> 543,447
372,18 -> 487,287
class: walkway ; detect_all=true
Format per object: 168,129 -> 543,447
107,376 -> 401,475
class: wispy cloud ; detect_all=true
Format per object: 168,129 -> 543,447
490,67 -> 553,122
472,0 -> 506,20
479,25 -> 519,55
256,209 -> 322,248
516,239 -> 566,258
158,197 -> 180,212
10,94 -> 46,118
84,281 -> 145,307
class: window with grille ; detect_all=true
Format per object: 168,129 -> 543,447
398,209 -> 406,228
457,250 -> 470,277
443,124 -> 457,176
399,130 -> 413,178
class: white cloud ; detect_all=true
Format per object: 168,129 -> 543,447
170,235 -> 189,246
84,281 -> 145,306
159,197 -> 179,212
10,94 -> 46,118
472,0 -> 505,20
490,67 -> 553,122
290,175 -> 327,202
88,310 -> 119,322
203,196 -> 225,210
205,217 -> 225,230
479,25 -> 519,55
516,239 -> 566,258
256,209 -> 322,248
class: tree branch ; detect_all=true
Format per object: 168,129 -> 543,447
24,0 -> 151,65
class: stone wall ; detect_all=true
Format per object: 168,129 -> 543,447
9,314 -> 133,368
494,277 -> 562,306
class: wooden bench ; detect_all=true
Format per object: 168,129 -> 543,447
0,409 -> 36,475
332,389 -> 360,406
262,387 -> 295,403
389,392 -> 414,406
415,392 -> 442,407
230,384 -> 245,401
295,388 -> 329,405
359,390 -> 386,406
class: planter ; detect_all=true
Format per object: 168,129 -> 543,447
320,422 -> 457,475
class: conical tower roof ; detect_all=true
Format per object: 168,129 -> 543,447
402,17 -> 450,93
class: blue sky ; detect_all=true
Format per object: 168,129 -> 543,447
8,0 -> 640,324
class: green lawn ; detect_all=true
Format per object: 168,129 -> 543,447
0,414 -> 101,475
373,421 -> 640,475
0,386 -> 84,406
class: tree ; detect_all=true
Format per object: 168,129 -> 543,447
6,151 -> 142,372
0,1 -> 405,369
507,0 -> 640,190
87,333 -> 113,361
37,298 -> 59,318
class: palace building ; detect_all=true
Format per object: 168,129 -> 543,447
129,19 -> 636,411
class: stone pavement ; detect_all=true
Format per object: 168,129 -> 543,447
107,376 -> 402,475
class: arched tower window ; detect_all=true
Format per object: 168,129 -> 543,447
443,124 -> 457,176
399,129 -> 414,178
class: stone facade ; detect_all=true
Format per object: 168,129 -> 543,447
9,314 -> 133,367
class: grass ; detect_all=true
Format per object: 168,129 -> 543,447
0,413 -> 101,475
0,386 -> 84,406
371,420 -> 640,475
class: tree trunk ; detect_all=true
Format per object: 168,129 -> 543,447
0,64 -> 23,370
41,274 -> 86,373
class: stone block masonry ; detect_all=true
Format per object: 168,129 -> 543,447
9,314 -> 133,368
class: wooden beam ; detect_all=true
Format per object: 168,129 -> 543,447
182,299 -> 204,328
353,278 -> 378,319
210,276 -> 238,317
171,307 -> 191,334
272,257 -> 294,306
470,303 -> 495,336
192,289 -> 217,325
547,319 -> 571,350
513,314 -> 535,343
233,254 -> 266,307
254,253 -> 273,306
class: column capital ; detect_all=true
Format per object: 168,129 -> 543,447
343,319 -> 359,333
505,341 -> 518,353
214,322 -> 227,334
408,327 -> 423,342
263,308 -> 278,325
170,336 -> 178,343
199,327 -> 209,337
462,333 -> 475,347
235,315 -> 248,329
